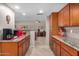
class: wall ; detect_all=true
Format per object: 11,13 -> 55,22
45,17 -> 50,47
15,21 -> 45,31
64,27 -> 79,48
0,4 -> 15,30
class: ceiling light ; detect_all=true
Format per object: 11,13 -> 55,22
39,10 -> 43,13
35,20 -> 40,23
22,13 -> 26,16
14,5 -> 20,10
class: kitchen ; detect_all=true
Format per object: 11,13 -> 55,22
0,3 -> 79,56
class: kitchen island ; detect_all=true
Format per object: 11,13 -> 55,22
0,34 -> 30,56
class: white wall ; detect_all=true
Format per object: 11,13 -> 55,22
0,5 -> 15,30
16,21 -> 45,31
45,17 -> 49,47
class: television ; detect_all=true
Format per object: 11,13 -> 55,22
3,28 -> 13,40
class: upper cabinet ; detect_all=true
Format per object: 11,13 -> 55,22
63,4 -> 70,26
58,8 -> 64,26
70,4 -> 79,26
49,13 -> 59,35
58,4 -> 70,27
58,3 -> 79,27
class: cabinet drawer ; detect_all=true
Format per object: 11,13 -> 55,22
61,42 -> 78,56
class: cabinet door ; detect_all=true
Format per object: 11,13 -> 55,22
61,41 -> 78,56
63,4 -> 70,26
27,39 -> 30,50
58,4 -> 69,26
49,37 -> 53,51
53,41 -> 56,55
58,10 -> 64,26
51,13 -> 59,35
0,43 -> 2,56
61,48 -> 71,56
19,45 -> 23,56
2,42 -> 18,56
70,4 -> 79,26
55,43 -> 61,56
23,42 -> 26,55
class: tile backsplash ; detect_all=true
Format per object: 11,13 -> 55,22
65,27 -> 79,34
65,27 -> 79,38
64,27 -> 79,47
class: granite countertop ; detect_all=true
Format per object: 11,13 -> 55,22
0,34 -> 29,42
51,35 -> 79,51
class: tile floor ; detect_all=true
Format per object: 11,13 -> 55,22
25,37 -> 54,56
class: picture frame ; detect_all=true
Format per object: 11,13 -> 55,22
6,15 -> 10,24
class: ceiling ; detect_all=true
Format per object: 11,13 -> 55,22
5,3 -> 67,22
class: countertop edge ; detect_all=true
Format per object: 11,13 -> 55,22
0,34 -> 30,42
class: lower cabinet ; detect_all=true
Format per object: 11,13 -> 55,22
55,43 -> 61,56
49,37 -> 53,51
61,41 -> 78,56
0,43 -> 2,56
18,36 -> 30,56
0,35 -> 30,56
53,41 -> 56,55
18,43 -> 23,56
50,37 -> 79,56
1,42 -> 18,56
61,48 -> 71,56
50,37 -> 61,56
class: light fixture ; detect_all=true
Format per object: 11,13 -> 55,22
39,10 -> 43,13
35,20 -> 40,23
14,5 -> 20,10
22,13 -> 26,16
70,30 -> 72,33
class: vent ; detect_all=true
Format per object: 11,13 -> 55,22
37,13 -> 43,15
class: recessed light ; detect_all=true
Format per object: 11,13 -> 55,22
39,10 -> 43,13
14,5 -> 20,10
22,13 -> 26,16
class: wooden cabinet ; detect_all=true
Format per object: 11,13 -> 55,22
49,13 -> 59,35
55,42 -> 61,56
49,37 -> 54,51
1,42 -> 18,56
63,4 -> 70,26
0,35 -> 30,56
70,4 -> 79,26
52,13 -> 59,35
18,36 -> 30,56
61,41 -> 78,56
50,37 -> 61,56
0,43 -> 2,56
58,3 -> 79,26
61,48 -> 71,56
58,4 -> 69,26
58,9 -> 64,26
18,43 -> 23,56
50,36 -> 79,56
